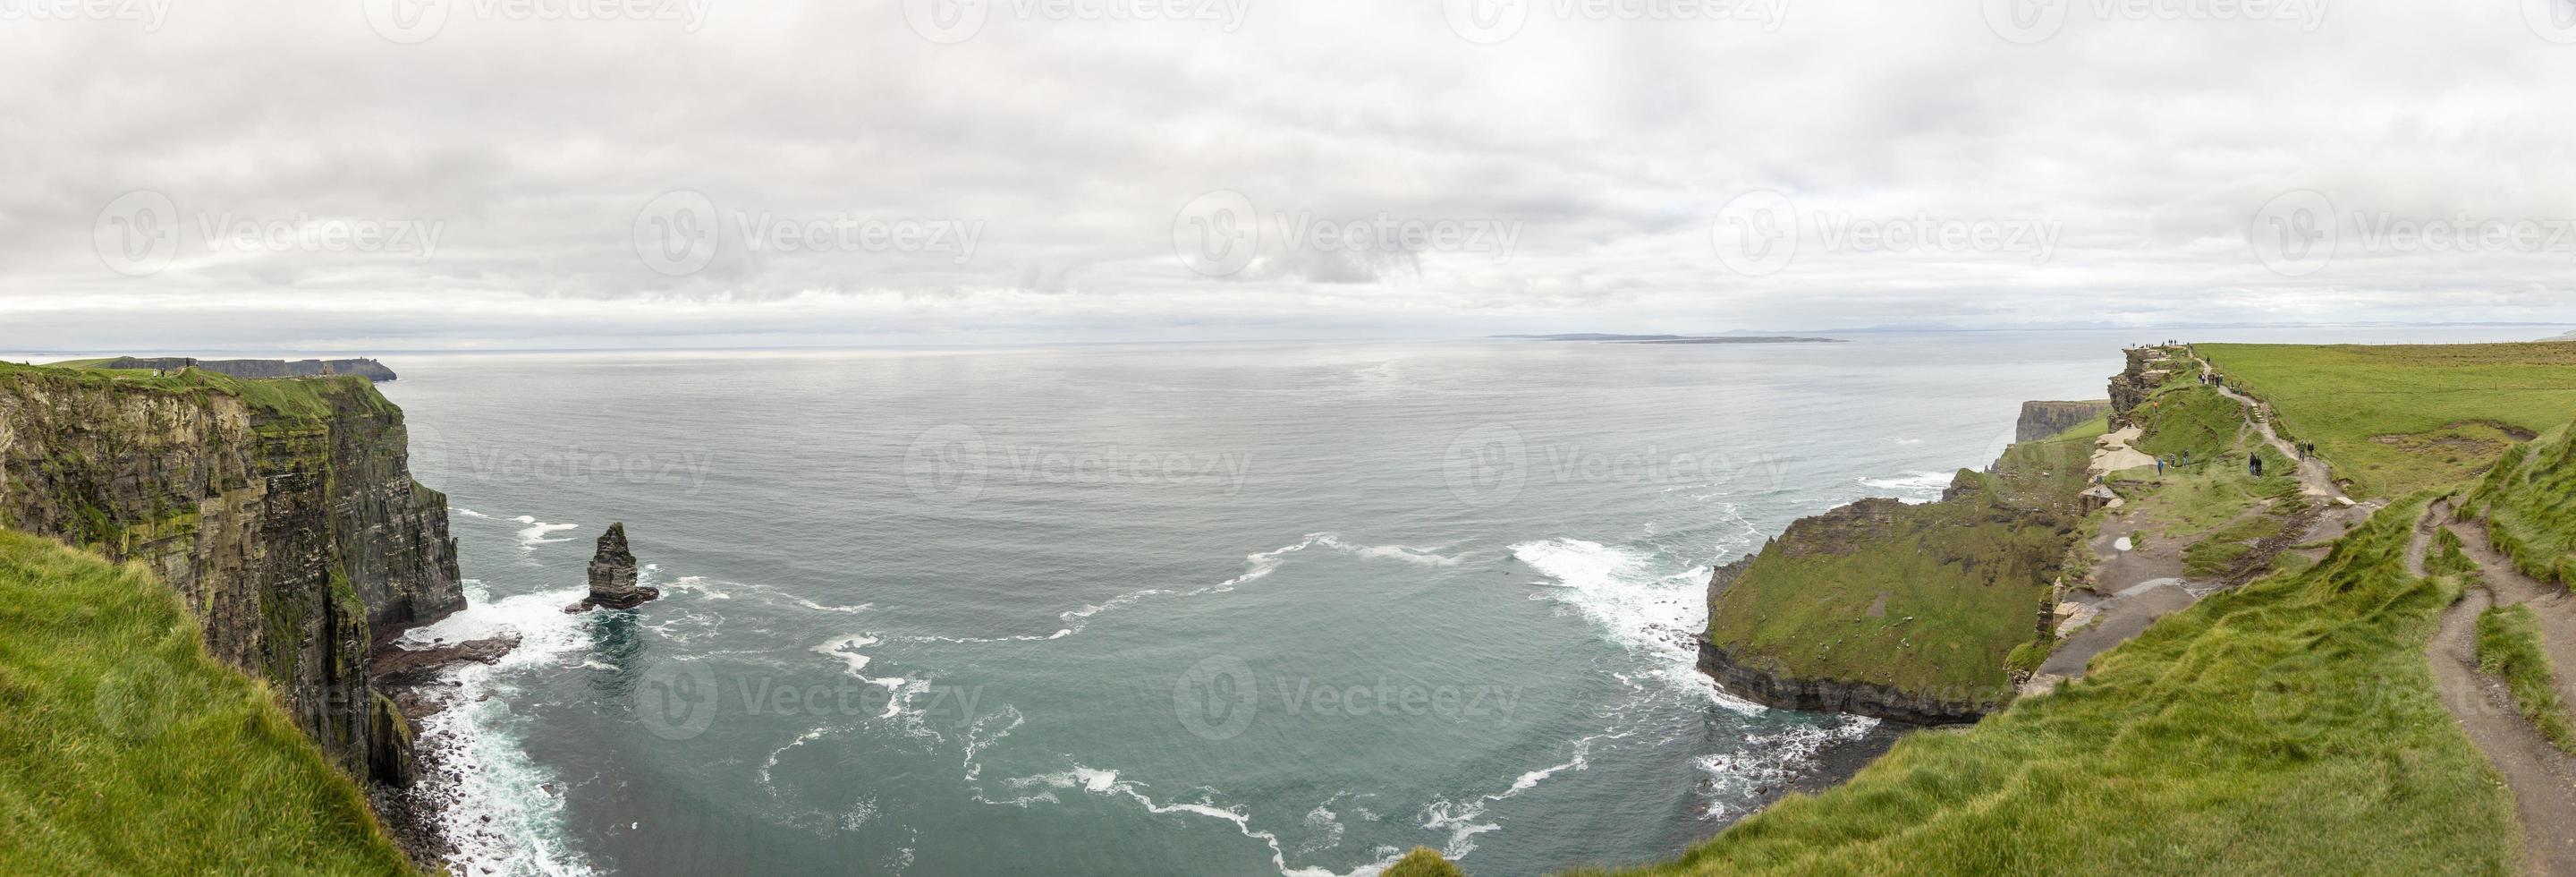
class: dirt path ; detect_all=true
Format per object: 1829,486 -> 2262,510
2036,578 -> 2192,679
2411,504 -> 2576,875
2447,516 -> 2576,739
2203,366 -> 2340,500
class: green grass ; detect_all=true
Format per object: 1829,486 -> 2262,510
0,361 -> 392,433
2201,342 -> 2576,497
2428,528 -> 2480,578
0,530 -> 413,874
2178,511 -> 2286,579
1597,498 -> 2518,875
1706,422 -> 2096,707
1385,847 -> 1466,877
2133,385 -> 2245,464
2475,603 -> 2576,754
2114,445 -> 2301,547
2462,422 -> 2576,586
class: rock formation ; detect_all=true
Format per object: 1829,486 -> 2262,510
0,364 -> 461,785
2108,346 -> 2179,426
92,356 -> 400,382
2016,400 -> 2113,442
568,523 -> 658,611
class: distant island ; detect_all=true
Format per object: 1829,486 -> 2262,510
1492,334 -> 1845,344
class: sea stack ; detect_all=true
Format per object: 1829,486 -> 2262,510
569,523 -> 659,612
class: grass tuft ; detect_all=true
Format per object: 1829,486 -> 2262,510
2474,603 -> 2576,754
1385,847 -> 1467,877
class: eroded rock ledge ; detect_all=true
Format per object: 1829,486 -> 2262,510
1695,642 -> 1996,726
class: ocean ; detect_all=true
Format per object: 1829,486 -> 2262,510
375,328 -> 2548,876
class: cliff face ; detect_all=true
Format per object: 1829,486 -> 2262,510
0,364 -> 460,784
2107,347 -> 2182,426
2017,400 -> 2112,442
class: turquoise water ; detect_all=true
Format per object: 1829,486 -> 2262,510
377,328 -> 2540,876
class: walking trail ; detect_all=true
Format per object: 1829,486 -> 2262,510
2411,501 -> 2576,876
2034,353 -> 2365,684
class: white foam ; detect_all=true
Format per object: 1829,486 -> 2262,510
1856,471 -> 1954,503
761,726 -> 834,789
960,705 -> 1024,782
993,766 -> 1394,877
455,507 -> 489,518
1417,731 -> 1623,859
1692,714 -> 1880,820
1511,537 -> 1699,659
513,519 -> 580,549
665,575 -> 732,600
402,584 -> 601,877
810,634 -> 914,717
1316,534 -> 1463,566
789,595 -> 872,614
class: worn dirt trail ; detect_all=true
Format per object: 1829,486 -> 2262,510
2044,355 -> 2361,685
2411,503 -> 2576,876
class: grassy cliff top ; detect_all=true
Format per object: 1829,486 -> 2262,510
2199,341 -> 2576,497
1704,415 -> 2101,702
0,529 -> 414,874
1619,498 -> 2515,875
0,360 -> 394,430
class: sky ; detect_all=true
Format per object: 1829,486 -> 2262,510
4,0 -> 2575,350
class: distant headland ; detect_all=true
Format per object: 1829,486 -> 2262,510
68,356 -> 399,382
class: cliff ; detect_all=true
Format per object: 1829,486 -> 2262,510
0,362 -> 461,785
2107,346 -> 2185,426
1699,411 -> 2100,723
84,356 -> 400,382
2016,400 -> 2112,442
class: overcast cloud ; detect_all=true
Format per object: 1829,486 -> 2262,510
4,0 -> 2573,349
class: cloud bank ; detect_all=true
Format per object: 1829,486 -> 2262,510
4,0 -> 2573,349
